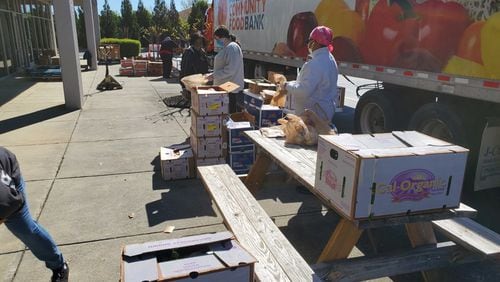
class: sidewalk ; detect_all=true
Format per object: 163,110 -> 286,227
0,66 -> 341,281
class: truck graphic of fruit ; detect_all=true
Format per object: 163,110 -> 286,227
217,0 -> 228,26
287,12 -> 318,58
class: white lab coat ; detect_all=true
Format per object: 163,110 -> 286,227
286,47 -> 338,121
213,42 -> 245,92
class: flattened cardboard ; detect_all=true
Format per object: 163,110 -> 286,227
121,231 -> 256,282
160,145 -> 195,180
475,118 -> 500,191
315,131 -> 469,219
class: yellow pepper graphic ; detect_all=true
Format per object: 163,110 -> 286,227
481,12 -> 500,80
315,0 -> 365,44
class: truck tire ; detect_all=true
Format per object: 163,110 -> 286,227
354,90 -> 398,133
408,103 -> 467,146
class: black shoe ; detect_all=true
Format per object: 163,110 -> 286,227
51,262 -> 69,282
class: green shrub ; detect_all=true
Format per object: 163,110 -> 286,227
100,38 -> 141,58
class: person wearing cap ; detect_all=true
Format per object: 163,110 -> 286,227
0,146 -> 69,282
281,26 -> 338,122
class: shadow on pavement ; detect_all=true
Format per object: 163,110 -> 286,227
0,104 -> 77,134
0,77 -> 36,106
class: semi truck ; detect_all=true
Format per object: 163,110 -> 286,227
209,0 -> 500,191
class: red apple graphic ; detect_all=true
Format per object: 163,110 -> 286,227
287,12 -> 318,58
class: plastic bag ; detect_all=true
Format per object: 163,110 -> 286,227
180,74 -> 209,92
278,109 -> 336,146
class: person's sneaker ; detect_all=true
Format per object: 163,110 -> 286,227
51,262 -> 69,282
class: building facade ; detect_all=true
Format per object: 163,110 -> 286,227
0,0 -> 56,77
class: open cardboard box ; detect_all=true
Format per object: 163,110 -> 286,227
244,78 -> 276,95
191,82 -> 240,116
121,231 -> 256,282
160,145 -> 195,181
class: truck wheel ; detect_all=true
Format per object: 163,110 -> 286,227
408,103 -> 467,145
354,90 -> 397,133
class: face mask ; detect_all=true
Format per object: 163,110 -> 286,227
216,39 -> 224,49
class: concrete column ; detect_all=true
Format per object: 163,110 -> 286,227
53,0 -> 84,110
49,5 -> 58,54
83,0 -> 98,70
92,0 -> 101,43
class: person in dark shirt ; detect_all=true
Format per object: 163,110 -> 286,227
159,35 -> 178,79
0,147 -> 69,282
179,32 -> 209,90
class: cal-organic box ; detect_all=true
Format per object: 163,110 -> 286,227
244,78 -> 276,94
191,112 -> 225,137
121,231 -> 256,282
243,90 -> 265,110
195,156 -> 226,167
314,131 -> 469,219
191,82 -> 239,116
160,145 -> 195,181
223,112 -> 255,148
190,129 -> 227,158
246,104 -> 283,128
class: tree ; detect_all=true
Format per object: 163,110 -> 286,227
152,0 -> 168,29
100,0 -> 121,38
181,0 -> 196,10
166,0 -> 181,37
187,0 -> 208,31
76,8 -> 87,49
121,0 -> 136,38
136,0 -> 153,46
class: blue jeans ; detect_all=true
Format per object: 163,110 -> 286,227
4,178 -> 64,270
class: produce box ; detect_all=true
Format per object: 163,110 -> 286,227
243,90 -> 265,110
134,60 -> 148,71
119,67 -> 134,76
190,129 -> 227,158
159,145 -> 195,181
223,112 -> 255,148
121,231 -> 256,282
134,70 -> 147,77
148,62 -> 163,76
314,131 -> 469,220
120,59 -> 134,68
191,82 -> 239,116
195,156 -> 226,167
191,112 -> 225,137
244,78 -> 276,94
245,104 -> 283,128
227,145 -> 255,174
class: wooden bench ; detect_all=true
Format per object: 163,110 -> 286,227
198,164 -> 320,282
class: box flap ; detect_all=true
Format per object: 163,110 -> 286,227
219,82 -> 240,93
123,254 -> 158,282
196,89 -> 227,95
355,145 -> 468,158
159,254 -> 224,280
160,146 -> 193,161
124,231 -> 234,257
392,131 -> 452,147
261,105 -> 282,110
227,121 -> 252,129
209,240 -> 257,267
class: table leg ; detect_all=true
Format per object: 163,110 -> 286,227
317,218 -> 364,263
405,222 -> 442,282
244,153 -> 272,195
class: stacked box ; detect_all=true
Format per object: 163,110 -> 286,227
134,60 -> 148,77
243,90 -> 283,128
190,82 -> 240,172
159,145 -> 195,181
244,79 -> 276,94
223,112 -> 256,174
120,59 -> 134,68
148,61 -> 163,76
119,67 -> 134,76
314,131 -> 469,220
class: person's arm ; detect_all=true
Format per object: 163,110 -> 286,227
285,61 -> 321,99
213,46 -> 241,83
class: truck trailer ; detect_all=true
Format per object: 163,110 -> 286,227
210,0 -> 500,191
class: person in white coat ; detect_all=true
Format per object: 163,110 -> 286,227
206,26 -> 245,113
281,26 -> 338,122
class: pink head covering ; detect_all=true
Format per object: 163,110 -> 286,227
309,26 -> 334,52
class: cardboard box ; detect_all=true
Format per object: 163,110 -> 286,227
223,112 -> 255,148
160,145 -> 195,181
191,112 -> 225,137
474,118 -> 500,191
134,60 -> 148,71
119,67 -> 134,76
246,104 -> 283,128
243,90 -> 265,110
228,146 -> 255,173
191,82 -> 239,116
195,156 -> 226,167
121,231 -> 256,282
244,79 -> 276,94
190,129 -> 227,158
314,131 -> 469,219
134,70 -> 147,77
120,59 -> 134,68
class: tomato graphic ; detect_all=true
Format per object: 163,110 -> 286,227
217,0 -> 228,26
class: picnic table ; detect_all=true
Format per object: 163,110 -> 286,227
242,130 -> 500,281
